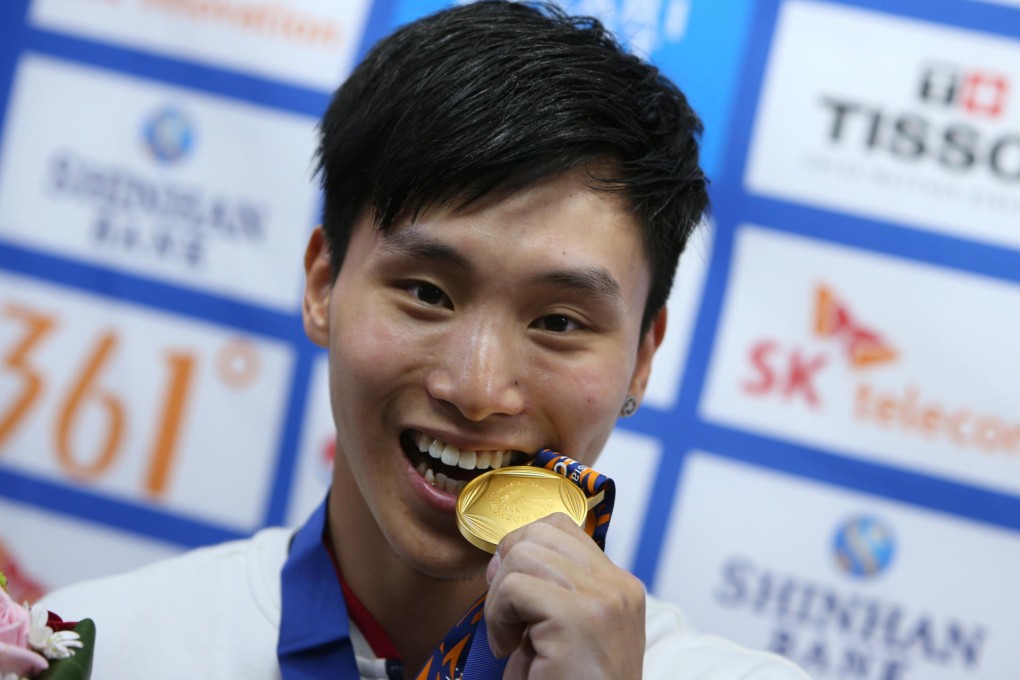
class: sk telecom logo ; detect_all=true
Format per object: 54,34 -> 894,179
742,284 -> 895,409
918,62 -> 1010,119
814,285 -> 896,368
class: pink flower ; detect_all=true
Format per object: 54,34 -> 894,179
0,587 -> 48,677
0,587 -> 29,649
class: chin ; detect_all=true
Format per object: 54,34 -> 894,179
396,533 -> 491,583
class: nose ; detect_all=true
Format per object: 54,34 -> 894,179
426,316 -> 525,421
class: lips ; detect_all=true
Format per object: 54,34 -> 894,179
401,430 -> 527,495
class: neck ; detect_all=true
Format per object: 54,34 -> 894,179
327,479 -> 488,676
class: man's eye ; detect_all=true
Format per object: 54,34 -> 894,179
408,282 -> 450,307
534,314 -> 580,333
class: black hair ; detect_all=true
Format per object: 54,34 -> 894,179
316,0 -> 708,333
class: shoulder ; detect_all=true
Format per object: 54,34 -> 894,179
643,594 -> 812,679
40,527 -> 292,680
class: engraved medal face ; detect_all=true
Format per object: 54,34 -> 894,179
456,466 -> 588,553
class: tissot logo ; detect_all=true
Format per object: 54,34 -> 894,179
745,3 -> 1020,247
918,62 -> 1010,119
820,58 -> 1019,182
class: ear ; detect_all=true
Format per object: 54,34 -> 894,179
627,306 -> 667,403
302,227 -> 332,348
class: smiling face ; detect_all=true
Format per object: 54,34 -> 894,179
303,167 -> 665,582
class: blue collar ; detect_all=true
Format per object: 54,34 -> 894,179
277,497 -> 360,680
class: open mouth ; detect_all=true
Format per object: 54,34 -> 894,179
401,430 -> 529,495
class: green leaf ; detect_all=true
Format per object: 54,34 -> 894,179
0,570 -> 7,592
38,619 -> 96,680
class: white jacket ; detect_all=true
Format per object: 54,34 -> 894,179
42,528 -> 811,679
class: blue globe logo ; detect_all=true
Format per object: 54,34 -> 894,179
832,515 -> 895,578
143,106 -> 194,163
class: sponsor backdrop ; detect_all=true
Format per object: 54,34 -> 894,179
1,0 -> 1018,676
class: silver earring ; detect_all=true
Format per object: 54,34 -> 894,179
620,395 -> 638,417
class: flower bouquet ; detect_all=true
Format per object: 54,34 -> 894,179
0,571 -> 94,680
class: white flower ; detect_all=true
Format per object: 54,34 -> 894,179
37,630 -> 82,660
26,604 -> 81,660
25,605 -> 50,649
2,673 -> 28,680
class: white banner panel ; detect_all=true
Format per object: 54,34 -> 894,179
746,0 -> 1020,247
0,272 -> 294,530
0,54 -> 317,310
643,220 -> 711,410
656,452 -> 1019,679
29,0 -> 373,91
592,428 -> 661,571
286,353 -> 333,527
0,498 -> 182,597
701,225 -> 1020,495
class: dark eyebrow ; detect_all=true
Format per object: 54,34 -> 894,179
381,229 -> 474,272
383,227 -> 621,303
534,267 -> 622,303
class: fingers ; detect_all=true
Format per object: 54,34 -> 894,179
484,515 -> 586,657
491,512 -> 601,576
502,631 -> 537,680
482,513 -> 646,678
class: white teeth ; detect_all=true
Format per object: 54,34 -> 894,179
434,473 -> 459,495
425,468 -> 435,485
408,430 -> 518,483
428,440 -> 444,459
416,462 -> 427,475
440,445 -> 459,467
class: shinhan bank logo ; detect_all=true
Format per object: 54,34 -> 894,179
143,106 -> 195,163
832,515 -> 896,579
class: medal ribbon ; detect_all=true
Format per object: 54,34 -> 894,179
415,448 -> 616,680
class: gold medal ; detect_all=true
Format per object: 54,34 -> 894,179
456,466 -> 604,553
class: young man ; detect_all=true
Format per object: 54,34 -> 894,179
42,2 -> 809,678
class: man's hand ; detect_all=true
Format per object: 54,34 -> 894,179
484,513 -> 646,680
